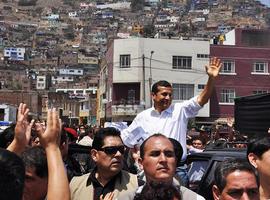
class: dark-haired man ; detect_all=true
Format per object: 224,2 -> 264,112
137,134 -> 205,200
122,57 -> 221,157
121,57 -> 221,184
247,136 -> 270,200
70,127 -> 138,200
212,158 -> 259,200
0,148 -> 25,200
21,146 -> 48,200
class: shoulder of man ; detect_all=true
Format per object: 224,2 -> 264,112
70,172 -> 90,190
114,171 -> 139,200
120,170 -> 138,186
180,186 -> 205,200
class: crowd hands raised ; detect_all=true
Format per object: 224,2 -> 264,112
2,103 -> 268,200
1,103 -> 70,200
1,57 -> 270,200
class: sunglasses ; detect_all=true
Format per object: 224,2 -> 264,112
98,145 -> 126,155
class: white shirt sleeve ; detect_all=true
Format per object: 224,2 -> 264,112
197,195 -> 206,200
121,114 -> 148,148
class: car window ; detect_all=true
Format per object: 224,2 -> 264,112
188,160 -> 209,191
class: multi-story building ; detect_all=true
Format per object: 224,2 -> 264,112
98,38 -> 211,124
36,75 -> 52,90
210,28 -> 270,121
4,47 -> 25,61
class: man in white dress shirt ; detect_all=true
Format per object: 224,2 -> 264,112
121,57 -> 221,185
122,57 -> 221,156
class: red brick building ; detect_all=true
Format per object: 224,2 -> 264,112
210,28 -> 270,120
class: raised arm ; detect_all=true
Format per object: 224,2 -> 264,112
7,103 -> 34,155
197,57 -> 222,106
36,108 -> 70,200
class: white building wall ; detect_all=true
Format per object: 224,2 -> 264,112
59,68 -> 83,75
223,29 -> 235,45
0,104 -> 17,122
52,76 -> 74,84
36,75 -> 46,90
4,47 -> 25,61
113,38 -> 210,117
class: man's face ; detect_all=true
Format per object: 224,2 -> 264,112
23,167 -> 48,200
152,86 -> 172,112
192,139 -> 204,149
91,136 -> 124,176
213,170 -> 259,200
139,136 -> 176,183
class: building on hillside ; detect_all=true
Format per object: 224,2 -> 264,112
210,28 -> 270,123
4,47 -> 25,61
0,104 -> 17,122
0,90 -> 42,117
98,37 -> 211,125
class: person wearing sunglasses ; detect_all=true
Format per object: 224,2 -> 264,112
70,127 -> 138,200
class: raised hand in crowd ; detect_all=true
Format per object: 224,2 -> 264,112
35,108 -> 70,200
7,103 -> 34,154
205,57 -> 222,78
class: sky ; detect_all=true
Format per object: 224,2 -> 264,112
259,0 -> 270,7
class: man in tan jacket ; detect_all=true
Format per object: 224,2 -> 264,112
70,127 -> 138,200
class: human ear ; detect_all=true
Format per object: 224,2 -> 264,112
212,185 -> 221,200
248,153 -> 258,168
91,149 -> 98,162
138,157 -> 144,170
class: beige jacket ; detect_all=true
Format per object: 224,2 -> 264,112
70,170 -> 138,200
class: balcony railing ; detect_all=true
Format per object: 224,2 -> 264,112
112,104 -> 144,116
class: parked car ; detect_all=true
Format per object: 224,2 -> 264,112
186,145 -> 247,200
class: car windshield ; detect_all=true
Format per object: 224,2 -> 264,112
188,160 -> 209,191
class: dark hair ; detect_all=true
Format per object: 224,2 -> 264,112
151,80 -> 172,94
60,129 -> 68,145
0,124 -> 15,148
247,136 -> 270,159
0,148 -> 25,200
192,136 -> 206,146
169,138 -> 183,166
140,134 -> 175,160
92,127 -> 122,150
21,146 -> 48,178
214,158 -> 258,192
134,181 -> 181,200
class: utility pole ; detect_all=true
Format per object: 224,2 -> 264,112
142,54 -> 146,108
149,51 -> 154,107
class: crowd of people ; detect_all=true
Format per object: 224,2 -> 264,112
1,57 -> 270,200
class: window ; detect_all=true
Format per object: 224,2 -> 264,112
172,56 -> 192,69
120,54 -> 130,68
127,89 -> 135,104
253,62 -> 268,73
197,54 -> 209,58
221,60 -> 235,73
253,90 -> 268,95
198,84 -> 205,90
173,84 -> 194,100
220,89 -> 235,103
